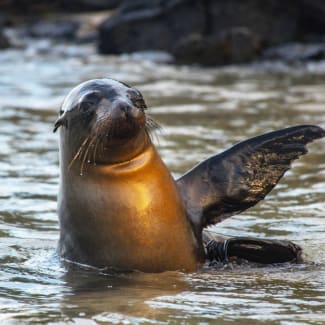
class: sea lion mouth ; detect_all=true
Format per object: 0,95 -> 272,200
68,104 -> 159,173
95,115 -> 146,144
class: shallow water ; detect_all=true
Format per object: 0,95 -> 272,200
0,39 -> 324,324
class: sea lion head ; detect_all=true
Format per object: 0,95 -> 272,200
54,78 -> 153,167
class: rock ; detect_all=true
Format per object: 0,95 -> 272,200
208,0 -> 299,47
0,0 -> 121,13
26,19 -> 80,40
263,43 -> 325,62
98,0 -> 300,64
173,28 -> 261,66
0,14 -> 11,28
0,14 -> 11,49
118,0 -> 169,13
0,1 -> 60,14
98,0 -> 206,54
60,0 -> 122,11
0,31 -> 10,49
298,0 -> 325,39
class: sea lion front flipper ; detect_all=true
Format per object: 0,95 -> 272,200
177,125 -> 325,230
205,236 -> 303,264
202,231 -> 302,264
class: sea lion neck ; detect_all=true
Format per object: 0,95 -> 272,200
60,129 -> 152,177
94,140 -> 157,178
95,130 -> 152,165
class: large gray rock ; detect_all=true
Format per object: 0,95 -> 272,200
0,32 -> 10,49
61,0 -> 122,11
98,0 -> 206,54
207,0 -> 299,46
0,14 -> 10,49
173,28 -> 261,66
0,0 -> 121,13
98,0 -> 300,60
298,0 -> 325,39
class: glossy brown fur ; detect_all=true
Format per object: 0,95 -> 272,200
56,79 -> 203,272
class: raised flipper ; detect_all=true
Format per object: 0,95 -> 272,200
177,125 -> 325,232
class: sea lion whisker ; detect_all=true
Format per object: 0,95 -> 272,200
79,135 -> 97,176
86,136 -> 97,165
146,116 -> 162,144
92,137 -> 100,165
90,126 -> 105,165
146,115 -> 161,132
68,136 -> 90,170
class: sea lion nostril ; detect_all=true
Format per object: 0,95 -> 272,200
119,103 -> 132,113
113,100 -> 137,118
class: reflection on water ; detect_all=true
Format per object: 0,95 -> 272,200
0,40 -> 324,323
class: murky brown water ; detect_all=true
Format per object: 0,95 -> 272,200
0,40 -> 324,324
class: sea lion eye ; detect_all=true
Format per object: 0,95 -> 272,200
79,92 -> 100,112
135,96 -> 147,110
79,101 -> 93,112
127,89 -> 147,110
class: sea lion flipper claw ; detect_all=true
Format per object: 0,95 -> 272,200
177,125 -> 325,229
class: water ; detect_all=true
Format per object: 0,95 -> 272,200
0,38 -> 324,324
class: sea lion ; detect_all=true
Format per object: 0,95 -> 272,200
54,79 -> 202,272
54,78 -> 325,272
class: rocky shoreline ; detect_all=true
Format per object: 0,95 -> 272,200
1,0 -> 325,66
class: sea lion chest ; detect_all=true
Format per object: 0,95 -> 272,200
58,146 -> 200,272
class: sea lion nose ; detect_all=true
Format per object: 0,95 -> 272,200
119,102 -> 132,114
113,100 -> 139,119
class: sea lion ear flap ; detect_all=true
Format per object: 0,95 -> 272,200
53,116 -> 66,133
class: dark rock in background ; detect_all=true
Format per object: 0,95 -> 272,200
0,32 -> 10,49
60,0 -> 122,11
118,0 -> 172,14
298,0 -> 325,41
1,0 -> 325,66
173,28 -> 261,66
0,0 -> 121,13
98,0 -> 301,65
0,0 -> 60,13
0,14 -> 11,49
98,0 -> 206,54
207,0 -> 299,46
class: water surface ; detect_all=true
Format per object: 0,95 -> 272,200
0,39 -> 324,324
